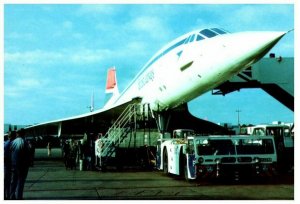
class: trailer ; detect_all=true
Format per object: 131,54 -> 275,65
157,129 -> 277,181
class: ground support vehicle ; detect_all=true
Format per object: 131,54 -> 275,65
252,124 -> 293,172
157,133 -> 277,181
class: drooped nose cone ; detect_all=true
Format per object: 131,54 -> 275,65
227,31 -> 286,62
245,31 -> 286,58
219,31 -> 287,71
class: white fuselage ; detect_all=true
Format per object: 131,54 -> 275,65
112,28 -> 286,111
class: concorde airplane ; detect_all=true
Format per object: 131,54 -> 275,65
25,28 -> 287,136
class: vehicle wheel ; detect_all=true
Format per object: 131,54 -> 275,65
163,150 -> 168,174
184,164 -> 189,181
179,149 -> 185,177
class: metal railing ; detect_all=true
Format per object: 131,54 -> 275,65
98,103 -> 142,166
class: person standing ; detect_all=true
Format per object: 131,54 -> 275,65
4,130 -> 16,200
27,140 -> 35,167
77,140 -> 83,165
69,139 -> 78,170
82,139 -> 92,170
9,129 -> 30,200
47,141 -> 52,157
62,140 -> 70,169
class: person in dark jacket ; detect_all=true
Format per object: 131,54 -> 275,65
4,131 -> 16,199
62,140 -> 70,169
9,129 -> 30,200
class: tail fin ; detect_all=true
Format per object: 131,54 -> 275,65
104,67 -> 120,107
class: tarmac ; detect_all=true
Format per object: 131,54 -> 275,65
20,148 -> 294,200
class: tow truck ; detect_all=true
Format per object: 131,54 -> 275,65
157,129 -> 277,181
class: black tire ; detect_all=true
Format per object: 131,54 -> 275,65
179,148 -> 185,177
184,164 -> 189,181
163,149 -> 168,174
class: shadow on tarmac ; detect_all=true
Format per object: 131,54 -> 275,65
22,148 -> 293,200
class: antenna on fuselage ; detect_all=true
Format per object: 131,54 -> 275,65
87,91 -> 94,112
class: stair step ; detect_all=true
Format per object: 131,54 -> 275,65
97,103 -> 149,168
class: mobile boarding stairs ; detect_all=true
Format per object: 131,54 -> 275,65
95,103 -> 152,170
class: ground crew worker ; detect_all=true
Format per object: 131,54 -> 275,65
10,129 -> 30,199
4,130 -> 16,199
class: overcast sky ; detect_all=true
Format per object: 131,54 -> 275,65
4,4 -> 294,126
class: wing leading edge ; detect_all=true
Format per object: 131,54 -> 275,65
25,98 -> 141,137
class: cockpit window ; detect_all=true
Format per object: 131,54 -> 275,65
196,35 -> 204,41
211,28 -> 227,34
142,27 -> 229,71
184,35 -> 191,44
189,34 -> 195,42
200,29 -> 218,38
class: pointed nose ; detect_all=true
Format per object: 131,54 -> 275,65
221,31 -> 287,69
248,31 -> 286,55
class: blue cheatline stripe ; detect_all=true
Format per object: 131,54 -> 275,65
114,37 -> 187,104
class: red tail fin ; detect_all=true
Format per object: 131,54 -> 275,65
106,67 -> 117,93
104,67 -> 119,107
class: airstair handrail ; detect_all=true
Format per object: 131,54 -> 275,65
98,103 -> 143,166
